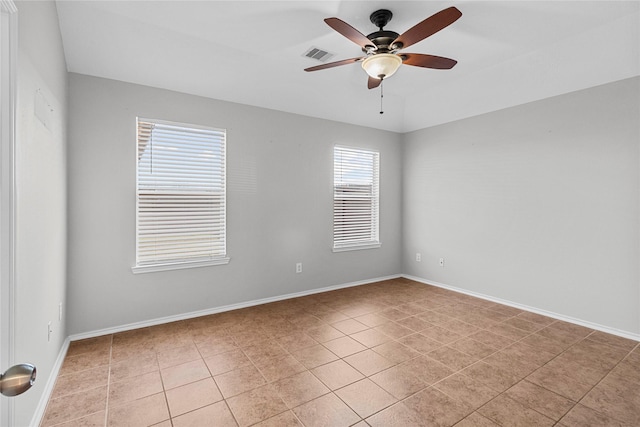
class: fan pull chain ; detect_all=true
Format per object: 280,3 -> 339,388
379,80 -> 384,114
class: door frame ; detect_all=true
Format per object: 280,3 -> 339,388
0,0 -> 17,425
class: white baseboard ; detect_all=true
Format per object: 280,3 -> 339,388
403,274 -> 640,342
29,337 -> 70,427
69,274 -> 402,342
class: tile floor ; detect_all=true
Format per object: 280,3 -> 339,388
41,278 -> 640,426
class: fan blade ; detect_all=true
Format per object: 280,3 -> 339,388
392,6 -> 462,50
304,57 -> 364,72
324,18 -> 376,49
402,53 -> 457,69
368,76 -> 382,89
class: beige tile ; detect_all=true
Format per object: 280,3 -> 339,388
52,411 -> 106,427
344,349 -> 395,376
558,403 -> 632,427
401,355 -> 454,385
254,410 -> 303,427
107,392 -> 169,427
204,349 -> 251,376
502,316 -> 544,333
370,364 -> 427,400
172,401 -> 238,427
448,337 -> 497,359
586,331 -> 639,351
311,359 -> 364,390
372,341 -> 420,364
434,373 -> 499,409
214,364 -> 266,398
161,359 -> 211,390
41,386 -> 107,427
526,359 -> 606,401
420,325 -> 463,344
110,342 -> 155,364
398,333 -> 443,354
292,393 -> 360,427
350,328 -> 392,347
109,370 -> 164,406
396,316 -> 432,332
331,318 -> 369,335
165,377 -> 223,417
374,322 -> 414,339
156,343 -> 201,369
515,311 -> 555,327
276,332 -> 318,352
468,330 -> 514,349
272,371 -> 330,408
243,340 -> 288,365
335,378 -> 397,418
454,412 -> 500,427
305,324 -> 345,343
226,384 -> 288,427
403,387 -> 473,427
66,336 -> 112,358
519,332 -> 570,356
52,365 -> 109,399
356,313 -> 391,328
109,353 -> 159,383
478,394 -> 555,426
439,319 -> 481,336
428,346 -> 479,371
322,336 -> 367,358
505,380 -> 575,421
195,335 -> 237,357
366,402 -> 426,427
256,354 -> 307,383
580,373 -> 640,425
290,344 -> 338,369
461,362 -> 520,392
379,308 -> 411,321
59,350 -> 110,376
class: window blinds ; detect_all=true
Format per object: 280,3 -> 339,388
333,146 -> 380,250
136,119 -> 227,268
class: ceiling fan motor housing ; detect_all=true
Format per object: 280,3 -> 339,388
365,10 -> 400,53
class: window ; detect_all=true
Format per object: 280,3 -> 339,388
133,118 -> 228,273
333,146 -> 380,251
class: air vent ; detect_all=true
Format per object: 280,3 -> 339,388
303,47 -> 335,63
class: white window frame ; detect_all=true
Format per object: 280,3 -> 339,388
333,145 -> 381,252
132,118 -> 229,274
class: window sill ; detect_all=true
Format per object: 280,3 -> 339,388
332,242 -> 381,253
131,257 -> 230,274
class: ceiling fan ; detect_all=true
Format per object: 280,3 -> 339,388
304,6 -> 462,89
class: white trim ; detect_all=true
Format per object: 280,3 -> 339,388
0,2 -> 17,426
131,257 -> 230,274
68,274 -> 401,341
403,274 -> 640,342
332,242 -> 381,253
28,338 -> 69,427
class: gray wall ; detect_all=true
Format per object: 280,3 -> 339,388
66,73 -> 403,335
15,1 -> 68,425
402,77 -> 640,335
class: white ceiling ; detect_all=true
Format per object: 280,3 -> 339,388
55,1 -> 640,133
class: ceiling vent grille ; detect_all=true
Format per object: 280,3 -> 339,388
303,47 -> 335,63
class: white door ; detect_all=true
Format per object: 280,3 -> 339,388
1,3 -> 35,426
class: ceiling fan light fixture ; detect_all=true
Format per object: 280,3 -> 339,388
361,53 -> 402,79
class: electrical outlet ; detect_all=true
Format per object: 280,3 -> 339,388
439,257 -> 445,267
47,321 -> 52,342
296,262 -> 303,274
416,253 -> 421,262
